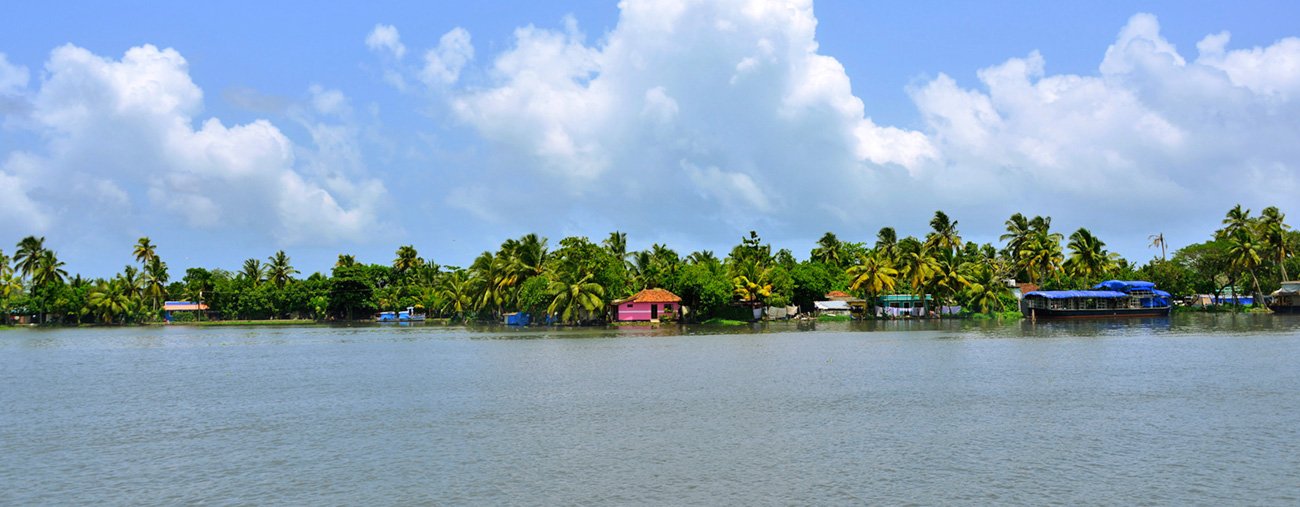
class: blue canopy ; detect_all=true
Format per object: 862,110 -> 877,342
1025,290 -> 1129,299
1091,280 -> 1157,292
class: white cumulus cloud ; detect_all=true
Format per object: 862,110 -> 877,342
420,27 -> 474,86
365,24 -> 407,59
421,0 -> 935,241
910,13 -> 1300,245
0,44 -> 387,248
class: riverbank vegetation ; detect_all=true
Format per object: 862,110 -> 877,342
1,205 -> 1295,326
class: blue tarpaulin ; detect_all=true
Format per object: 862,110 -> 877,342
1091,280 -> 1157,291
1025,290 -> 1129,299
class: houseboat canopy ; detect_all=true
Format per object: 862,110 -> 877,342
1092,280 -> 1156,291
1026,290 -> 1128,299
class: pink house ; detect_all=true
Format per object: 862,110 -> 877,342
611,288 -> 683,322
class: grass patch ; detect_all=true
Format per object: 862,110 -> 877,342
700,318 -> 748,326
181,319 -> 323,327
816,315 -> 853,322
968,310 -> 1024,320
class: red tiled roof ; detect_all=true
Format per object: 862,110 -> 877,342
621,288 -> 682,304
825,290 -> 851,298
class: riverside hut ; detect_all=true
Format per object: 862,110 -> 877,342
611,288 -> 682,322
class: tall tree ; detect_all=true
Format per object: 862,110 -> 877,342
14,236 -> 45,282
133,237 -> 157,265
393,245 -> 421,273
847,250 -> 898,317
1226,230 -> 1265,304
603,231 -> 627,259
875,227 -> 898,261
1064,228 -> 1115,282
811,232 -> 843,267
1000,213 -> 1032,258
1148,233 -> 1167,261
926,210 -> 962,255
33,250 -> 67,287
1217,204 -> 1252,240
1258,206 -> 1291,281
144,257 -> 169,314
267,251 -> 298,289
240,258 -> 265,287
335,254 -> 358,268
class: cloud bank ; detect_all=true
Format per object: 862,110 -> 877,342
0,44 -> 387,250
385,3 -> 1300,254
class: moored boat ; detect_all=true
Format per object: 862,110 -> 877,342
377,306 -> 426,322
1269,281 -> 1300,314
1021,280 -> 1172,319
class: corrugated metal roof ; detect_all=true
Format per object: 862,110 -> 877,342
814,301 -> 851,310
163,301 -> 209,311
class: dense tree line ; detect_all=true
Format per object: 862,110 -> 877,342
2,205 -> 1295,325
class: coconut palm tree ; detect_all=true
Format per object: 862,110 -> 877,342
1000,213 -> 1032,257
267,251 -> 297,289
469,251 -> 506,316
119,265 -> 143,302
627,250 -> 655,290
930,251 -> 969,310
962,263 -> 1009,314
686,250 -> 718,266
547,272 -> 605,324
603,231 -> 627,259
1218,204 -> 1252,240
1064,228 -> 1114,282
133,237 -> 157,265
88,279 -> 131,324
14,236 -> 45,282
811,232 -> 843,267
1148,233 -> 1167,261
1226,229 -> 1265,304
732,274 -> 772,304
437,270 -> 477,320
926,210 -> 962,255
240,259 -> 265,286
143,257 -> 169,314
393,245 -> 421,273
33,250 -> 67,287
847,250 -> 898,317
875,227 -> 898,261
335,254 -> 358,268
511,233 -> 549,279
1017,228 -> 1064,286
1258,206 -> 1291,281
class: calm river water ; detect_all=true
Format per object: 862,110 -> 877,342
3,314 -> 1299,505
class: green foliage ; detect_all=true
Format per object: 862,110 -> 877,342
6,203 -> 1296,326
789,261 -> 836,311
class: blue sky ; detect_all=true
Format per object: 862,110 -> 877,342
2,1 -> 1299,277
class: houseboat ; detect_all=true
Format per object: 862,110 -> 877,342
1021,280 -> 1172,319
1269,281 -> 1300,314
377,307 -> 426,322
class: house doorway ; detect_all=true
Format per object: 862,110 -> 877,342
651,304 -> 658,320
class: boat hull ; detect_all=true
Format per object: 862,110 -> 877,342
1025,307 -> 1171,319
1269,305 -> 1300,314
